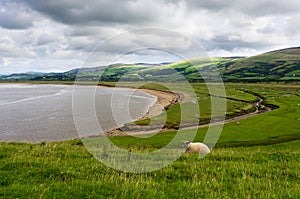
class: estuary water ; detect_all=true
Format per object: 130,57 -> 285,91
0,84 -> 156,142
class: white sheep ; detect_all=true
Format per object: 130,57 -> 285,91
183,141 -> 210,158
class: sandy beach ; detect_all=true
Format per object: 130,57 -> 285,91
104,88 -> 186,136
140,89 -> 179,118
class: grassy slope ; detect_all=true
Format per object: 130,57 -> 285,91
2,47 -> 300,82
1,83 -> 300,198
72,47 -> 300,82
1,141 -> 299,198
224,47 -> 300,81
107,84 -> 300,149
134,83 -> 256,128
197,84 -> 300,146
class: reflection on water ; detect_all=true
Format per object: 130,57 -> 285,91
0,84 -> 156,142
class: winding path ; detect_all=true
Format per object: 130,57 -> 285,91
107,91 -> 275,137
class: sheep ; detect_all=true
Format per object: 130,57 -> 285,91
183,141 -> 210,158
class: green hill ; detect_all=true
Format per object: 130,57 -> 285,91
222,47 -> 300,82
1,47 -> 300,82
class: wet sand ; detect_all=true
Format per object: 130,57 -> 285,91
104,88 -> 185,136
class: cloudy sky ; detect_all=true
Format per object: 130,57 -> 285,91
0,0 -> 300,74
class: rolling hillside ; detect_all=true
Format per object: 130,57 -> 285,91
222,47 -> 300,81
1,47 -> 300,82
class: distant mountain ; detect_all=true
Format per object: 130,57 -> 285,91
133,62 -> 172,66
222,47 -> 300,82
0,47 -> 299,82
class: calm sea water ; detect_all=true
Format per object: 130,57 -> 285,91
0,84 -> 156,142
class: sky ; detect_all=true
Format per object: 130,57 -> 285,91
0,0 -> 300,74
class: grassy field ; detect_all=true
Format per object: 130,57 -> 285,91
1,141 -> 299,198
1,83 -> 300,198
115,82 -> 258,128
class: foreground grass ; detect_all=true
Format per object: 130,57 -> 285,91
1,140 -> 299,198
1,83 -> 299,198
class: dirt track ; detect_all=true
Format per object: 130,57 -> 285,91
105,90 -> 274,137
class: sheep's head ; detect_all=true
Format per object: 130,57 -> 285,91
183,141 -> 191,151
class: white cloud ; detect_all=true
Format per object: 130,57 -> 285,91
0,0 -> 300,74
0,35 -> 36,57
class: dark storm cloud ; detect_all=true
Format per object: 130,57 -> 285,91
0,2 -> 34,29
21,0 -> 160,25
6,0 -> 300,28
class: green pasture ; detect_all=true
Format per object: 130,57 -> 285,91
1,140 -> 299,198
1,83 -> 300,198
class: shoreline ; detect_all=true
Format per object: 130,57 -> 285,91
103,88 -> 183,137
104,91 -> 275,137
0,83 -> 182,142
139,89 -> 180,118
0,82 -> 275,142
